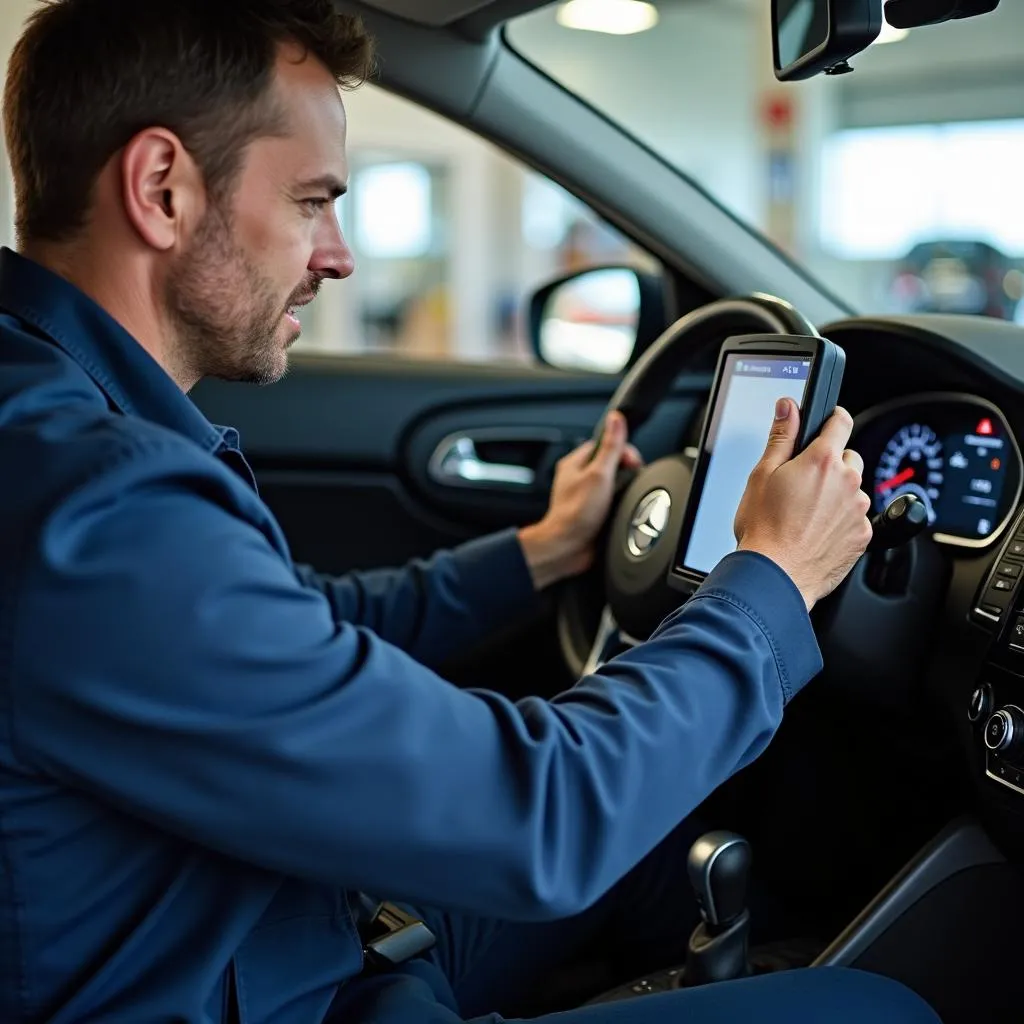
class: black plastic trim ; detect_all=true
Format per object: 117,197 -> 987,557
814,817 -> 1005,968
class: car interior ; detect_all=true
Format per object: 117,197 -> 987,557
3,0 -> 1023,1019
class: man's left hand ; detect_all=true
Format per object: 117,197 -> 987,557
518,412 -> 643,591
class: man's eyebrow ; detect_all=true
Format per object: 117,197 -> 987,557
295,175 -> 348,199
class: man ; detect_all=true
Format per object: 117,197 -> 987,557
0,2 -> 938,1023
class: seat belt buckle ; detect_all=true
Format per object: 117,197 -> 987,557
360,901 -> 436,972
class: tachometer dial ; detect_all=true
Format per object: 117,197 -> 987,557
874,424 -> 944,524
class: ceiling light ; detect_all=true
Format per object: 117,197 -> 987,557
876,21 -> 909,44
556,0 -> 660,36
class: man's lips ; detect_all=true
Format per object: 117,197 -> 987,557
282,300 -> 310,333
284,285 -> 319,322
283,280 -> 321,330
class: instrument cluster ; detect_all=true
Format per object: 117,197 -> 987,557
855,394 -> 1022,548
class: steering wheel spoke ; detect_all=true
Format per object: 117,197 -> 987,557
581,606 -> 643,676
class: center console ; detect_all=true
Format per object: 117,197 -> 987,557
587,818 -> 1024,1023
970,507 -> 1024,797
781,518 -> 1024,1023
811,817 -> 1023,1024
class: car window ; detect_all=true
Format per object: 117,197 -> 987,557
293,84 -> 660,369
0,16 -> 658,374
508,1 -> 1024,322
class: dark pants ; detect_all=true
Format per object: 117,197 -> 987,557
330,821 -> 941,1023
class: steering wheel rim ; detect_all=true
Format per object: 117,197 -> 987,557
558,294 -> 819,680
601,293 -> 818,440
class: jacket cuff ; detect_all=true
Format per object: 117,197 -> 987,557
693,550 -> 823,703
449,529 -> 541,633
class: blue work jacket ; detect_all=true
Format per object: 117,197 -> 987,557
0,249 -> 821,1022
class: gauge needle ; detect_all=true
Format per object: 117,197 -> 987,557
875,467 -> 915,493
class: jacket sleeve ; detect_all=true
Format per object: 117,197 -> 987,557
291,531 -> 539,668
14,439 -> 822,922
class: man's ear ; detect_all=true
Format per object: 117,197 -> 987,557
120,129 -> 203,251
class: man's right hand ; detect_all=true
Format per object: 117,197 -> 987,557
734,398 -> 872,611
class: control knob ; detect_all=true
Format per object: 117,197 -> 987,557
984,706 -> 1024,759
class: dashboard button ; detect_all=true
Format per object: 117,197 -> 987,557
1010,541 -> 1024,557
1010,617 -> 1024,653
999,563 -> 1023,579
992,578 -> 1016,593
974,598 -> 1007,625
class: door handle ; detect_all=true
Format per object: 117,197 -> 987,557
428,429 -> 564,490
430,435 -> 535,487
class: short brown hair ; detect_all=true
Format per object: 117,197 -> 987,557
4,0 -> 375,245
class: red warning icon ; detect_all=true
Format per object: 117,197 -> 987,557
976,418 -> 994,437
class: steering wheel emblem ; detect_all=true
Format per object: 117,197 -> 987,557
627,489 -> 672,558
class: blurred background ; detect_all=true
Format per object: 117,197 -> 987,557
1,0 -> 1021,370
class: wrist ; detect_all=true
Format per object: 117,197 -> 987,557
736,542 -> 816,612
518,520 -> 590,591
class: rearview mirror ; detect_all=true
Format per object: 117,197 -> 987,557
528,266 -> 665,374
772,0 -> 882,80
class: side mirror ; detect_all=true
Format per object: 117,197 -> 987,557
772,0 -> 882,80
528,266 -> 665,374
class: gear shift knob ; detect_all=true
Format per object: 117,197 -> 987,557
687,830 -> 752,931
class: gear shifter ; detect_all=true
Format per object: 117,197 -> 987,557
685,831 -> 753,985
583,830 -> 757,1005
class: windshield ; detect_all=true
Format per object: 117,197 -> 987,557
508,1 -> 1024,322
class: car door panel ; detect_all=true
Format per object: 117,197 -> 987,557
192,357 -> 613,468
191,357 -> 707,697
192,357 -> 708,568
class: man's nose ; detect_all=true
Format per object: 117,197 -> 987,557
311,210 -> 355,281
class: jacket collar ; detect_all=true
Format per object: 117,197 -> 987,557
0,247 -> 235,454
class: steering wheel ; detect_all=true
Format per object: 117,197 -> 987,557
557,294 -> 819,679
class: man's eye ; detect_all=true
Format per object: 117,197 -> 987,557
303,198 -> 330,212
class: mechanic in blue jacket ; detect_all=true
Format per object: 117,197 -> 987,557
0,2 -> 940,1023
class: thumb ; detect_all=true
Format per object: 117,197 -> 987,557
758,398 -> 800,473
592,411 -> 628,472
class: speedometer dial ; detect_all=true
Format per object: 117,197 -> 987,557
856,396 -> 1021,548
874,424 -> 944,524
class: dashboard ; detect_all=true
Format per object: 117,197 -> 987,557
853,394 -> 1022,549
665,310 -> 1024,1017
800,313 -> 1024,852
